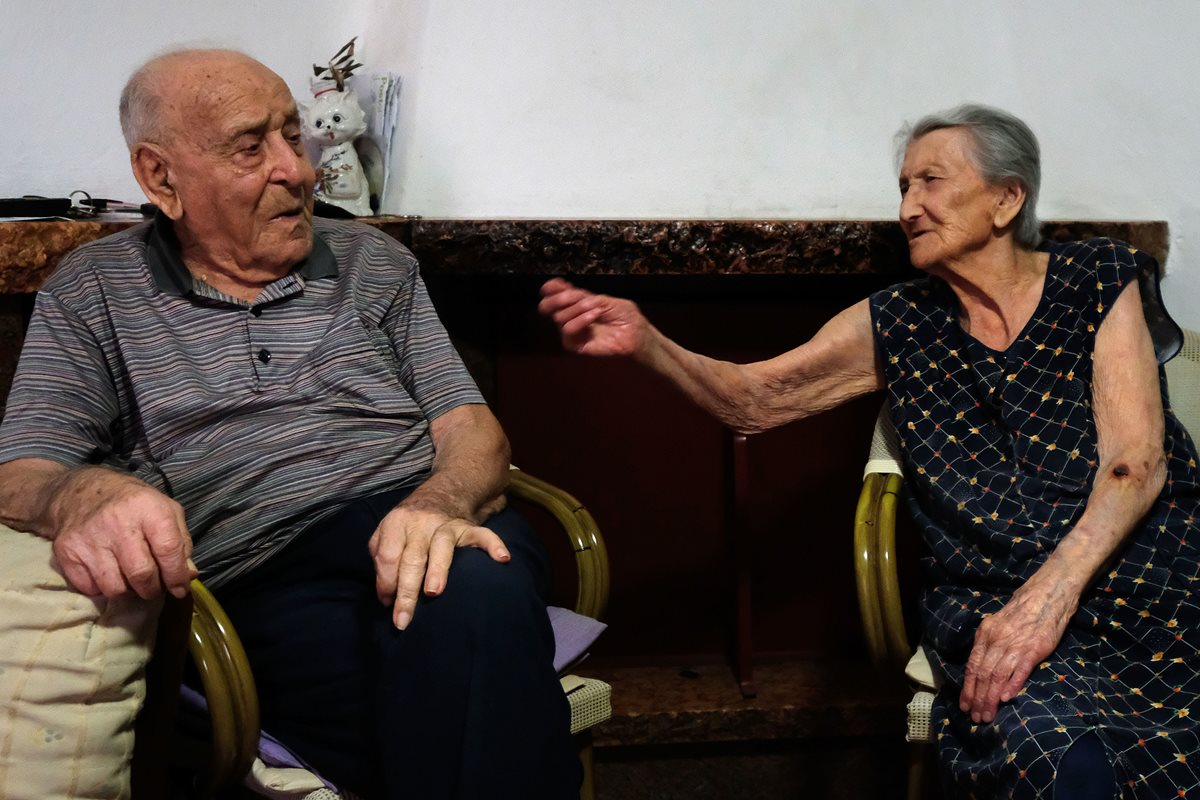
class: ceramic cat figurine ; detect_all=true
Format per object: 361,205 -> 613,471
302,88 -> 372,216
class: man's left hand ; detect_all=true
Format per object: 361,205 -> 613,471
368,505 -> 510,629
958,575 -> 1078,724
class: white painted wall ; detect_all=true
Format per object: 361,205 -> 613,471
385,0 -> 1200,325
4,1 -> 1200,326
0,0 -> 371,205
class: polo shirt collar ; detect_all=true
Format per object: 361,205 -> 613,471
146,212 -> 337,297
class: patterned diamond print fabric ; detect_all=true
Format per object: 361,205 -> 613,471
869,239 -> 1200,799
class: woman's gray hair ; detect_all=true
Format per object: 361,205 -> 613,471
895,103 -> 1042,249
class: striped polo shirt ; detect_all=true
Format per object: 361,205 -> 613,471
0,216 -> 484,586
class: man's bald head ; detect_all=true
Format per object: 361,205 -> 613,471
121,48 -> 315,280
118,49 -> 284,149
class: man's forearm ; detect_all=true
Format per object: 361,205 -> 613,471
0,457 -> 194,598
0,458 -> 73,536
402,405 -> 512,523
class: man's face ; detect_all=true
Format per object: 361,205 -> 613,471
162,58 -> 316,273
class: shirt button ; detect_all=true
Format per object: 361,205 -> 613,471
257,348 -> 272,363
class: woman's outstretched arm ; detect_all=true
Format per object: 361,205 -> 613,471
539,278 -> 883,434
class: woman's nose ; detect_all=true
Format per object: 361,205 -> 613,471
900,188 -> 922,222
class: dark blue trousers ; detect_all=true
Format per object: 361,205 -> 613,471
213,489 -> 581,799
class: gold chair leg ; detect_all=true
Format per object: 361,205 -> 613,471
576,730 -> 596,800
907,742 -> 932,800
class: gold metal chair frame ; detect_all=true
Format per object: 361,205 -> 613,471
853,470 -> 908,672
854,467 -> 929,800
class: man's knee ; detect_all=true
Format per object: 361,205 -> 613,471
489,505 -> 556,596
438,544 -> 548,625
376,543 -> 556,671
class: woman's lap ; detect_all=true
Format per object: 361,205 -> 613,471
934,645 -> 1200,799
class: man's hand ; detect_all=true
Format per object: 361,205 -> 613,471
538,278 -> 652,358
368,504 -> 510,630
958,574 -> 1078,723
47,467 -> 195,600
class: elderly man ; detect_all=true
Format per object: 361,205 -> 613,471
0,50 -> 578,799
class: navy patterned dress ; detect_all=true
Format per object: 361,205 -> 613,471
869,239 -> 1200,798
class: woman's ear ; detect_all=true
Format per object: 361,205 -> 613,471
130,143 -> 182,220
993,179 -> 1027,231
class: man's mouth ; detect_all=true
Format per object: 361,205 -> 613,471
272,207 -> 304,220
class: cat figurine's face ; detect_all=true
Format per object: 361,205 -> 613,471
301,89 -> 368,146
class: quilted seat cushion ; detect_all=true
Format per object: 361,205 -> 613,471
0,524 -> 160,800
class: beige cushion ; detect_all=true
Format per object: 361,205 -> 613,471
560,675 -> 612,736
904,645 -> 938,690
0,524 -> 160,800
864,404 -> 903,478
1166,328 -> 1200,437
904,647 -> 939,745
906,691 -> 936,744
244,758 -> 331,799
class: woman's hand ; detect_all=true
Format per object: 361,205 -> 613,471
959,571 -> 1079,723
538,278 -> 652,359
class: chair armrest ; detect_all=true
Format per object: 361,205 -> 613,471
188,578 -> 261,792
853,471 -> 910,670
509,467 -> 610,621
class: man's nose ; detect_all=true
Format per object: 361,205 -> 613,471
266,135 -> 307,187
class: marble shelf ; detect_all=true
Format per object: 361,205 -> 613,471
0,216 -> 1169,293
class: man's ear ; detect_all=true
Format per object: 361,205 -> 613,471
130,143 -> 182,220
992,179 -> 1027,232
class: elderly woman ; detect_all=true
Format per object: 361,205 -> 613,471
540,104 -> 1198,799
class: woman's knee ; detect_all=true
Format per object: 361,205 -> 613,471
1053,732 -> 1114,800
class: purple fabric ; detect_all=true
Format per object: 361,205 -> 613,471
177,684 -> 335,788
178,606 -> 605,786
548,605 -> 607,673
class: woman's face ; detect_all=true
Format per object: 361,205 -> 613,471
898,127 -> 1009,270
